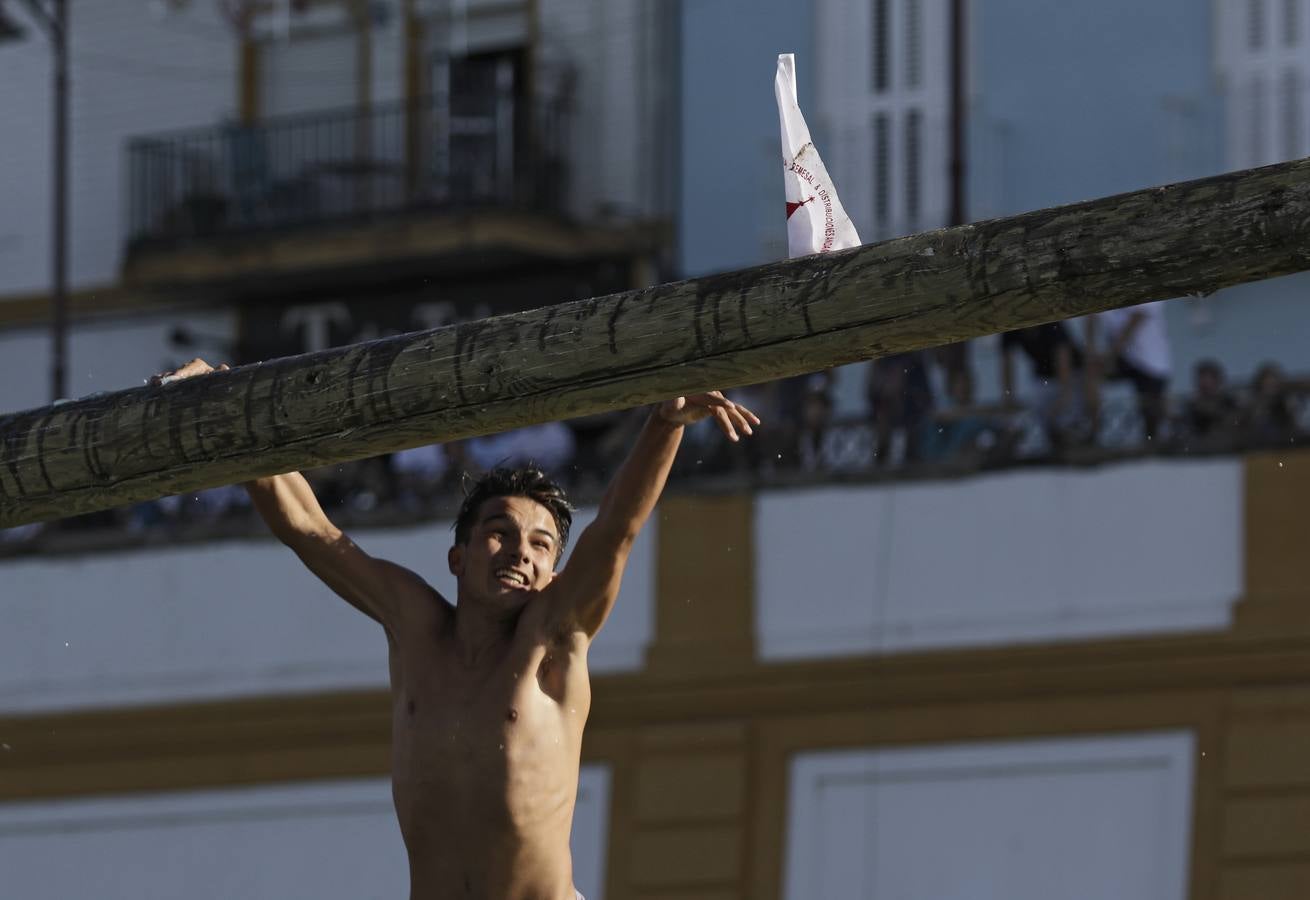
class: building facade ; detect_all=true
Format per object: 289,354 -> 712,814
5,455 -> 1310,898
679,0 -> 1310,405
4,2 -> 1310,899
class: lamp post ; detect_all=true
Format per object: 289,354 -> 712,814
949,0 -> 966,228
0,0 -> 68,402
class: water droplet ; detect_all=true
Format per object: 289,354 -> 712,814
63,642 -> 69,648
498,743 -> 505,750
1279,461 -> 1284,468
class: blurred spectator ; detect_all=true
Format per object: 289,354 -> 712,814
392,443 -> 452,511
998,321 -> 1088,450
1243,363 -> 1301,446
795,377 -> 874,473
1088,300 -> 1172,441
174,485 -> 251,524
796,381 -> 835,473
15,348 -> 1310,556
728,381 -> 784,473
126,498 -> 173,534
759,372 -> 806,474
1183,359 -> 1240,443
567,411 -> 625,481
305,458 -> 394,514
592,408 -> 650,478
921,368 -> 1007,462
867,352 -> 935,465
466,422 -> 576,474
0,522 -> 43,548
57,508 -> 122,532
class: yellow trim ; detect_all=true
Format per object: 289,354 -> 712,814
8,457 -> 1310,899
0,285 -> 209,329
122,212 -> 666,289
239,38 -> 260,125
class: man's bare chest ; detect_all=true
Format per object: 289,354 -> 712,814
396,630 -> 587,747
398,664 -> 553,754
389,640 -> 589,833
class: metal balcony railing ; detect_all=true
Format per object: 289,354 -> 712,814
126,90 -> 570,250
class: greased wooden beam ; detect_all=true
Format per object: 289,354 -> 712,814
4,158 -> 1310,527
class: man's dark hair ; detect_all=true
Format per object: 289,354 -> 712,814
453,466 -> 575,561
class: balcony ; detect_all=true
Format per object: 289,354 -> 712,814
121,89 -> 596,290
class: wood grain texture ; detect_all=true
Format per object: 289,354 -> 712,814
6,157 -> 1310,526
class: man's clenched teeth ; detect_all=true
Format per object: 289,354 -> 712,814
495,568 -> 529,587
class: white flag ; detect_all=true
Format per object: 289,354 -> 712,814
775,53 -> 861,257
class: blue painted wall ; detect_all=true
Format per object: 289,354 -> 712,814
679,0 -> 813,278
968,0 -> 1223,219
970,0 -> 1310,389
678,0 -> 1310,392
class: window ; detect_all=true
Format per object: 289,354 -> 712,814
819,0 -> 951,241
1283,68 -> 1303,158
1251,74 -> 1269,164
872,0 -> 891,92
784,734 -> 1195,900
905,109 -> 922,230
874,112 -> 891,227
1219,0 -> 1309,168
905,0 -> 923,88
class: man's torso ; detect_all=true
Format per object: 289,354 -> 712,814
389,595 -> 591,900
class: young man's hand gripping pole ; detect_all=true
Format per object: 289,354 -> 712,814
549,393 -> 760,638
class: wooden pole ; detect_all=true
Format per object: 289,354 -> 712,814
5,158 -> 1310,527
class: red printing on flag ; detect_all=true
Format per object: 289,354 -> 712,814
786,196 -> 816,219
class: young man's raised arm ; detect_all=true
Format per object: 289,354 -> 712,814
245,470 -> 430,633
153,359 -> 431,636
549,393 -> 759,638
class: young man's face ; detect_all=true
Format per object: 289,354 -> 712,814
449,495 -> 560,608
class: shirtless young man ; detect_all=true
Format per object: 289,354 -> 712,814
154,359 -> 760,900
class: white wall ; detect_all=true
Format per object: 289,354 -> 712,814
785,731 -> 1195,900
0,0 -> 661,298
0,765 -> 611,900
0,308 -> 236,413
0,507 -> 655,714
756,458 -> 1244,659
0,456 -> 1248,711
0,0 -> 240,296
537,0 -> 662,220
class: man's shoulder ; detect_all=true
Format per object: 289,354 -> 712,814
376,560 -> 451,621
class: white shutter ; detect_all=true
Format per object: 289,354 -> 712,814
260,31 -> 358,118
817,0 -> 951,241
1217,0 -> 1310,168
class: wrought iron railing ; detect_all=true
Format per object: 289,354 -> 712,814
126,91 -> 569,249
6,385 -> 1309,556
